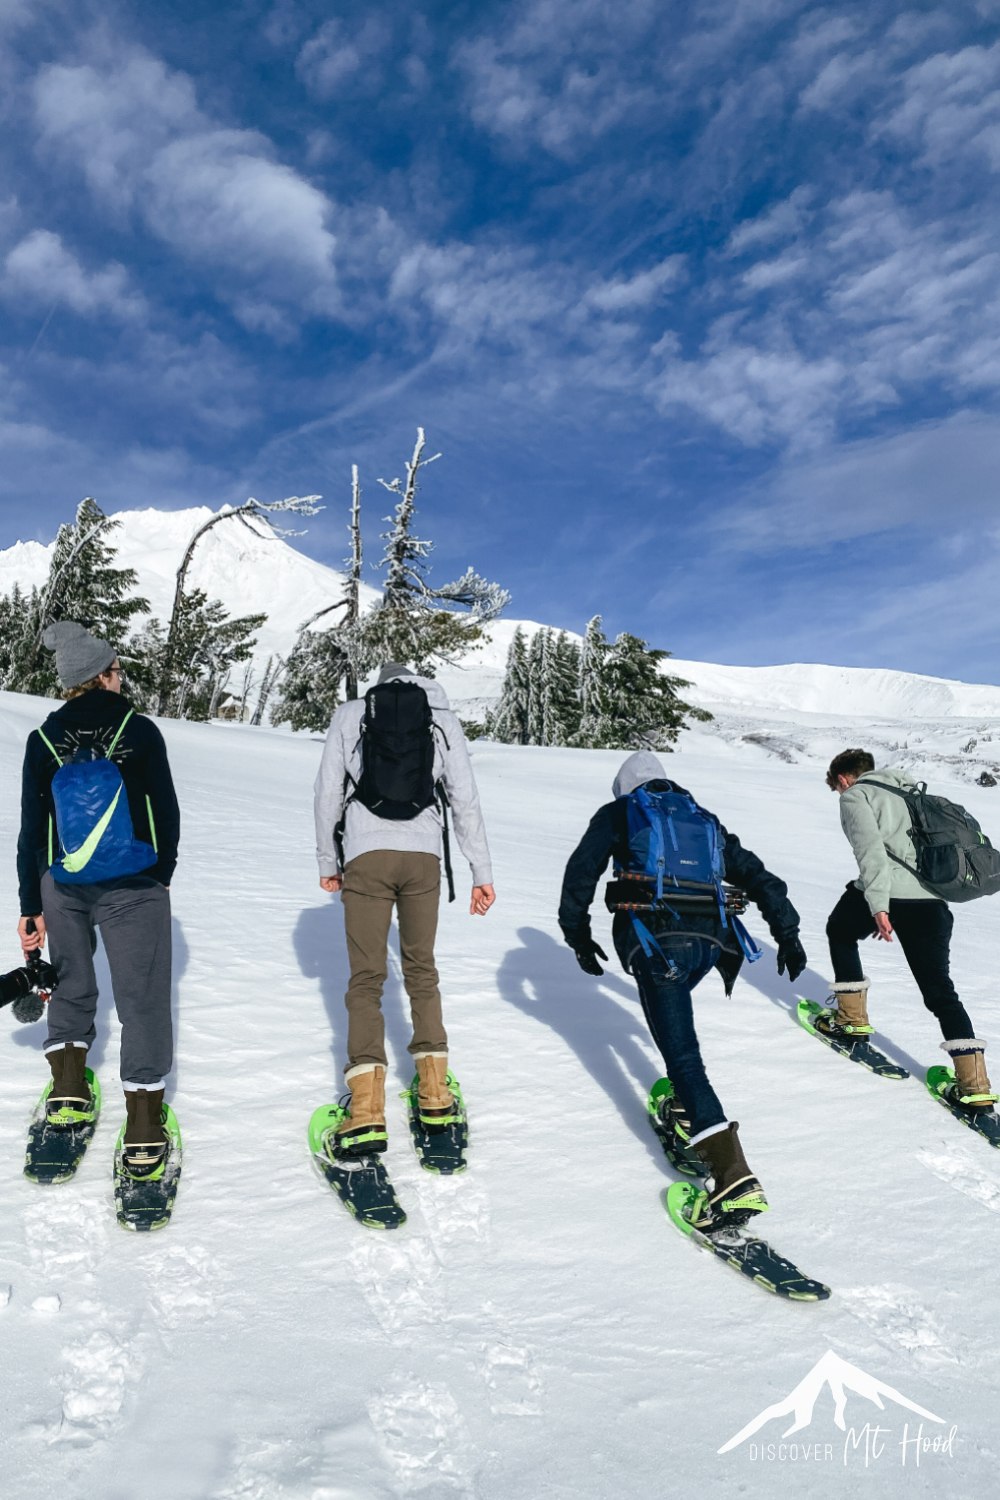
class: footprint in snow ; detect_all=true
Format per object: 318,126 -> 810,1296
368,1378 -> 477,1496
917,1147 -> 1000,1215
414,1176 -> 492,1268
841,1282 -> 959,1369
147,1243 -> 219,1330
348,1237 -> 445,1335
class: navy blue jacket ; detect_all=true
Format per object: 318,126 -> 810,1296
558,779 -> 800,992
18,689 -> 180,915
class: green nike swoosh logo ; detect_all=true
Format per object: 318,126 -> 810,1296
61,788 -> 122,874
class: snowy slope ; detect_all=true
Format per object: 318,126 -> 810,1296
1,692 -> 999,1498
5,508 -> 1000,734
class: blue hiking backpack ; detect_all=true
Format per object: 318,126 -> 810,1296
612,785 -> 761,963
39,710 -> 157,885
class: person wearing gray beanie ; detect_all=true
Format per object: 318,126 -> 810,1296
41,620 -> 116,692
16,627 -> 182,1207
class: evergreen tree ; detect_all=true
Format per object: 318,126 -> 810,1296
19,498 -> 149,696
367,428 -> 508,674
578,615 -> 608,724
158,589 -> 266,721
488,627 -> 530,744
578,631 -> 711,750
543,631 -> 582,746
270,626 -> 349,733
0,583 -> 33,690
526,628 -> 550,746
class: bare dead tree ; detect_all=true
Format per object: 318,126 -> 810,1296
154,494 -> 321,713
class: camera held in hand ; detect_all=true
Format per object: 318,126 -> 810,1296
0,942 -> 55,1025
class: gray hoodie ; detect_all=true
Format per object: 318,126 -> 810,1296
839,768 -> 939,914
314,674 -> 493,885
612,751 -> 669,800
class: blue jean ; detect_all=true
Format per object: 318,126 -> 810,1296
631,935 -> 725,1138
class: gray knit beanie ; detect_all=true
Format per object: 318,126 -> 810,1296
377,662 -> 418,684
42,620 -> 116,689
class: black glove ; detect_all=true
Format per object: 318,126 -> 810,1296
776,933 -> 807,983
573,938 -> 609,976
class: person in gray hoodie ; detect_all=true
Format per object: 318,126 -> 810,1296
558,751 -> 805,1232
314,664 -> 495,1154
822,747 -> 996,1110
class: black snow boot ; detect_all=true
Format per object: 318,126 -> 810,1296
690,1123 -> 768,1232
45,1044 -> 94,1124
122,1089 -> 167,1179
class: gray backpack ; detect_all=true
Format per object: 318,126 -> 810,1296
867,780 -> 1000,903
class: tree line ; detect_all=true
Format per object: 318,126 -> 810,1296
0,428 -> 710,751
487,618 -> 711,751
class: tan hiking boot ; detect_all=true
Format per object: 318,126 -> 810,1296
816,979 -> 873,1040
123,1088 -> 167,1178
45,1043 -> 93,1124
942,1040 -> 998,1111
413,1052 -> 456,1131
336,1064 -> 388,1156
690,1123 -> 768,1231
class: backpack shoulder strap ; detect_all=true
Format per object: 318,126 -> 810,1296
37,726 -> 63,767
106,709 -> 135,758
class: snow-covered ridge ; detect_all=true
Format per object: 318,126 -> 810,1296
3,506 -> 1000,723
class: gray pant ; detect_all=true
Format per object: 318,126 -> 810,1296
41,871 -> 173,1085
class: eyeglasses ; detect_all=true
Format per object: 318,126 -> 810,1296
107,666 -> 123,677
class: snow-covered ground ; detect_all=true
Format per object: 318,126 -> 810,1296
2,688 -> 1000,1498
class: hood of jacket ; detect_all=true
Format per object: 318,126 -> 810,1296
855,768 -> 918,791
612,751 -> 668,799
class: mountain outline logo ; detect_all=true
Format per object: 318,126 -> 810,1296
719,1349 -> 945,1455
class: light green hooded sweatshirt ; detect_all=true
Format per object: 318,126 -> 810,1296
839,768 -> 940,915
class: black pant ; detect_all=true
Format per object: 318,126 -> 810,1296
826,883 -> 973,1040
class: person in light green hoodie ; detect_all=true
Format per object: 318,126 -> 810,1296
819,748 -> 997,1111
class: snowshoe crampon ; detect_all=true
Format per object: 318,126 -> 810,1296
113,1104 -> 182,1231
664,1182 -> 831,1302
24,1069 -> 102,1184
646,1078 -> 705,1178
405,1071 -> 468,1175
796,999 -> 909,1080
308,1102 -> 406,1229
926,1065 -> 1000,1148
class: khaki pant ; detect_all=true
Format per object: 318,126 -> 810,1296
341,850 -> 446,1070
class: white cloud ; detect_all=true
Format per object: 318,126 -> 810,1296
454,0 -> 661,156
586,257 -> 685,312
2,229 -> 146,320
879,43 -> 1000,169
33,44 -> 339,316
727,189 -> 815,255
712,411 -> 1000,553
295,16 -> 391,99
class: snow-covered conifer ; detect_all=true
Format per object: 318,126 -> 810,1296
489,627 -> 530,744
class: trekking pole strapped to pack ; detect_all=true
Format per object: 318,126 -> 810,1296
608,784 -> 762,963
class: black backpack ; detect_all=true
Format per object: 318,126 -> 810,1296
867,779 -> 1000,903
336,681 -> 455,899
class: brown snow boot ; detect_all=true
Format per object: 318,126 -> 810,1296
816,979 -> 873,1040
45,1043 -> 93,1124
413,1052 -> 456,1131
943,1040 -> 998,1112
335,1064 -> 388,1156
122,1088 -> 167,1179
690,1123 -> 768,1232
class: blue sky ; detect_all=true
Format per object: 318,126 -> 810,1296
2,0 -> 1000,679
